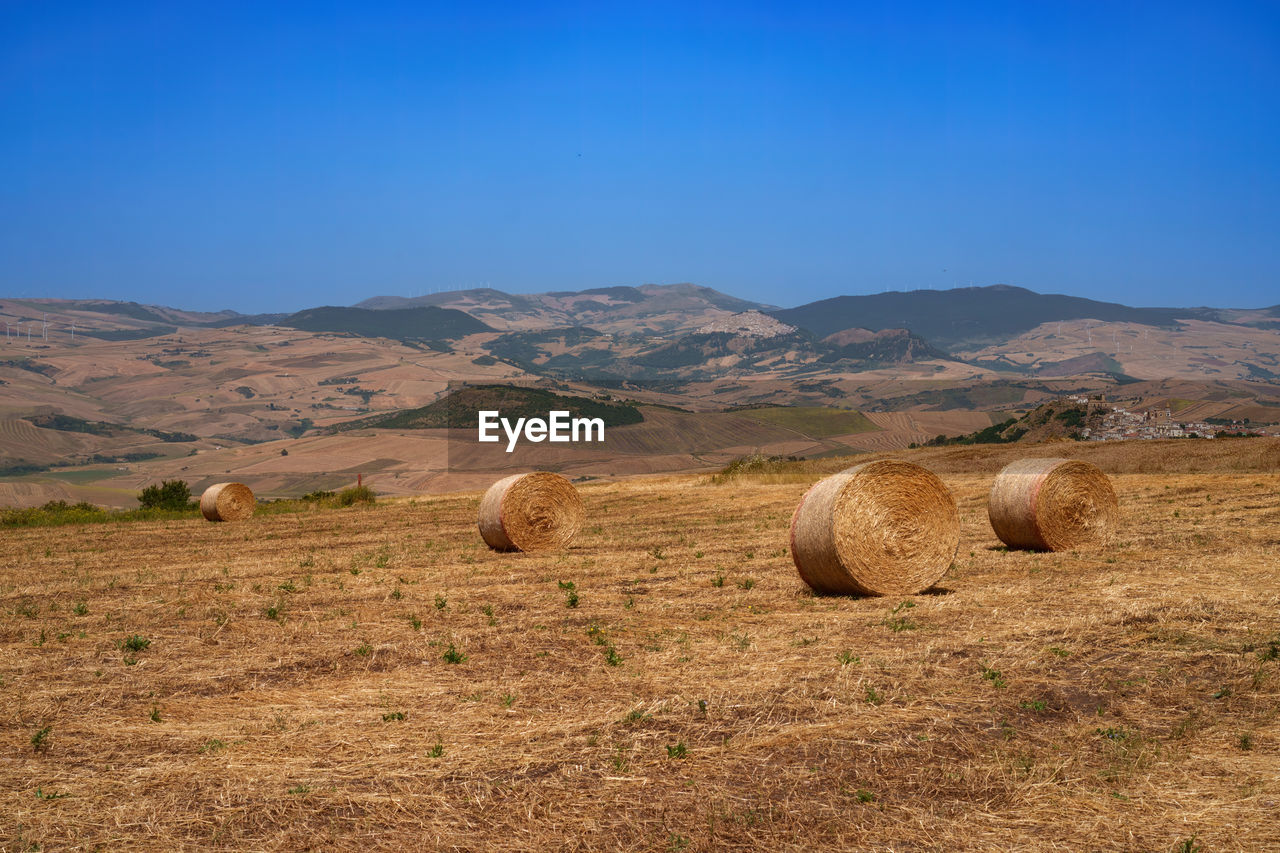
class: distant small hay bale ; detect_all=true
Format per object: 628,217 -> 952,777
199,482 -> 256,522
478,472 -> 583,552
789,460 -> 959,596
988,458 -> 1118,551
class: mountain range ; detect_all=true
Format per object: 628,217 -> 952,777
3,281 -> 1279,507
3,283 -> 1279,385
769,284 -> 1279,348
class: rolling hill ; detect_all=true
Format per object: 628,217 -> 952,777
279,305 -> 493,342
769,284 -> 1221,348
355,283 -> 770,334
328,384 -> 644,432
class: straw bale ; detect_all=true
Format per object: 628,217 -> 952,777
789,460 -> 959,595
988,457 -> 1118,551
199,482 -> 256,522
478,472 -> 582,552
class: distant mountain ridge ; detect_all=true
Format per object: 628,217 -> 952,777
279,305 -> 492,342
4,284 -> 1278,387
355,283 -> 770,334
8,285 -> 1275,347
769,285 -> 1230,349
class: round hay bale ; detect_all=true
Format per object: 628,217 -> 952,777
987,458 -> 1118,551
199,482 -> 256,522
789,460 -> 959,596
477,472 -> 583,552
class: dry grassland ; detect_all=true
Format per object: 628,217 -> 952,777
955,317 -> 1280,383
2,441 -> 1279,851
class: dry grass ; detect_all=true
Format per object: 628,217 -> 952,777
2,441 -> 1279,851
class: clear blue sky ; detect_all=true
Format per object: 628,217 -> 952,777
2,1 -> 1277,313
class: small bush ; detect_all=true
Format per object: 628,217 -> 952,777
2,501 -> 108,527
2,499 -> 201,527
710,453 -> 803,484
122,635 -> 151,652
980,663 -> 1007,688
337,485 -> 376,507
31,725 -> 52,752
138,479 -> 192,510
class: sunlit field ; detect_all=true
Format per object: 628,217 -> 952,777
3,440 -> 1279,851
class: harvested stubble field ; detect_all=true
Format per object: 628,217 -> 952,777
3,440 -> 1279,851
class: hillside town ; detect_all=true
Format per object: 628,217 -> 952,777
1069,395 -> 1279,441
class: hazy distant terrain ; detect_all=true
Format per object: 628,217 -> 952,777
5,284 -> 1278,383
1,283 -> 1278,506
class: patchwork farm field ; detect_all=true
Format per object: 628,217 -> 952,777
2,440 -> 1279,851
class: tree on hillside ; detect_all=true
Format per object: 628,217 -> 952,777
138,479 -> 192,510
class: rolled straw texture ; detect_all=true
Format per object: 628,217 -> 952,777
478,472 -> 583,552
987,458 -> 1118,551
789,460 -> 959,596
199,482 -> 256,522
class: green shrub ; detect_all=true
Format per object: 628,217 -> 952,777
1,499 -> 203,527
337,485 -> 376,506
2,501 -> 104,526
138,479 -> 192,510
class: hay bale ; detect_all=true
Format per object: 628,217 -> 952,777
477,472 -> 583,552
789,460 -> 959,596
987,458 -> 1118,551
199,482 -> 256,522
